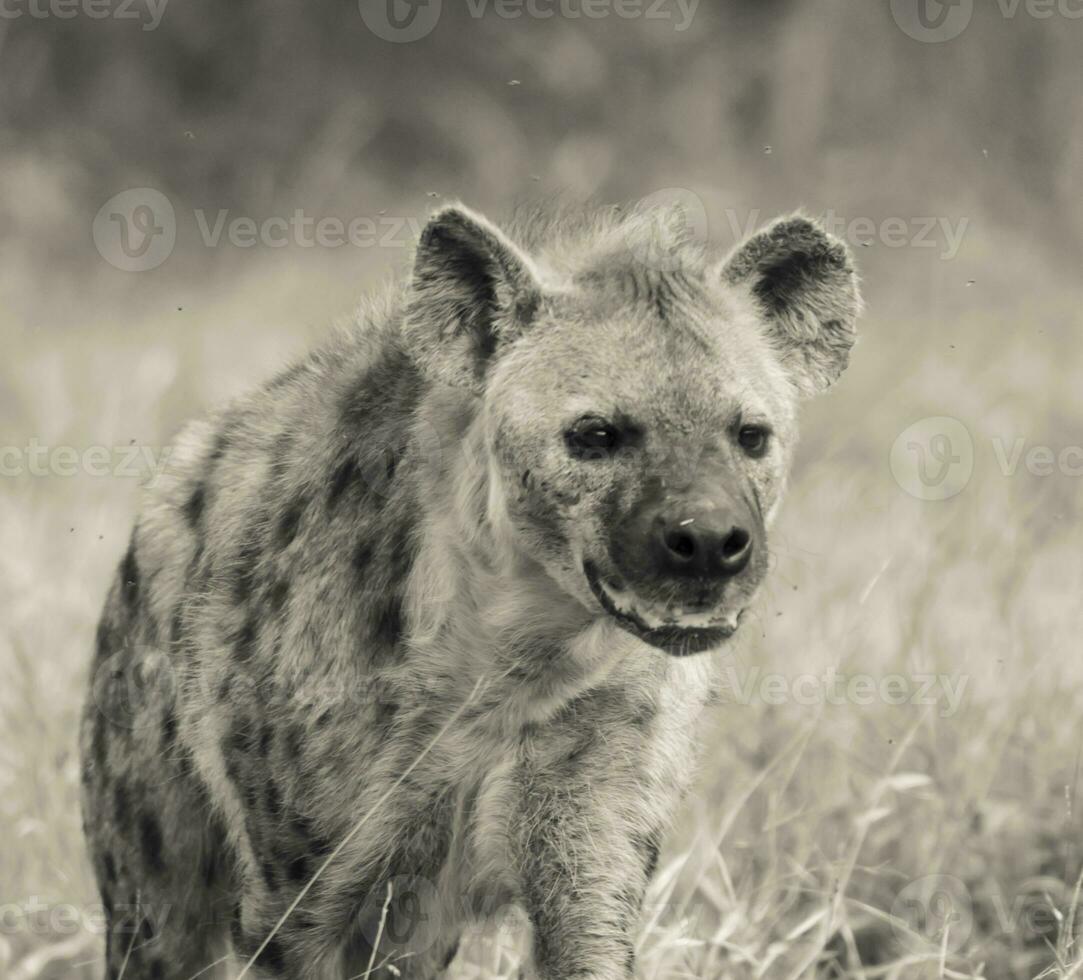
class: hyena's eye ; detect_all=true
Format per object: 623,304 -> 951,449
565,417 -> 623,461
737,424 -> 771,458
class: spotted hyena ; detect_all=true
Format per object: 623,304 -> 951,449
80,200 -> 860,979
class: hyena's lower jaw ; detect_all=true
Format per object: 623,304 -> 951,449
583,561 -> 738,656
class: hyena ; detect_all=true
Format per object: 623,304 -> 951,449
80,200 -> 860,980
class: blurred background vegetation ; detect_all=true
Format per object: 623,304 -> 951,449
1,2 -> 1082,977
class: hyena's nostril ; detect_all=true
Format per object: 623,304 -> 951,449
663,529 -> 697,561
718,526 -> 752,575
720,526 -> 750,560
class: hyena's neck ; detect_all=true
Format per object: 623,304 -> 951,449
403,391 -> 633,729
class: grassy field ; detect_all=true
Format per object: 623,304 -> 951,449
2,3 -> 1082,978
3,206 -> 1081,979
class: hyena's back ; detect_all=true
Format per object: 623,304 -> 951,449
79,319 -> 439,979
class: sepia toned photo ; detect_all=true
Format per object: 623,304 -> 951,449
1,2 -> 1081,978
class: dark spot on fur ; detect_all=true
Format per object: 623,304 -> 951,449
268,579 -> 289,612
258,722 -> 274,757
102,852 -> 117,885
95,617 -> 116,661
209,431 -> 230,465
139,812 -> 166,873
382,447 -> 401,483
265,779 -> 281,814
277,498 -> 304,549
635,830 -> 662,881
139,916 -> 155,943
232,617 -> 258,662
290,812 -> 333,857
258,937 -> 287,974
201,845 -> 219,887
261,860 -> 277,892
176,746 -> 194,779
218,673 -> 232,702
371,595 -> 404,651
92,717 -> 109,769
561,730 -> 596,767
229,721 -> 254,756
230,905 -> 244,946
352,539 -> 374,574
327,457 -> 359,510
231,528 -> 263,604
169,608 -> 185,647
442,939 -> 461,969
120,539 -> 139,607
631,701 -> 656,730
222,740 -> 243,786
285,724 -> 304,759
160,710 -> 176,749
286,854 -> 308,883
385,522 -> 417,585
373,697 -> 399,732
113,783 -> 130,829
184,483 -> 206,528
150,961 -> 165,980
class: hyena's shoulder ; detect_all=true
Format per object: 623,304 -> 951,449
126,307 -> 426,673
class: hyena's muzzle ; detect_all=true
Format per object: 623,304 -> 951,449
585,461 -> 767,655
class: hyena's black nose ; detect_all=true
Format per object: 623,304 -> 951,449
654,514 -> 753,580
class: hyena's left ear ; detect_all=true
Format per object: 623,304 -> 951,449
720,215 -> 862,397
405,204 -> 542,391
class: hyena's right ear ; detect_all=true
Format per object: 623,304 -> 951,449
405,204 -> 542,391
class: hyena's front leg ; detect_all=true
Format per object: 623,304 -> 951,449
511,702 -> 683,980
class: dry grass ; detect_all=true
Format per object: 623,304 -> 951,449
2,192 -> 1081,980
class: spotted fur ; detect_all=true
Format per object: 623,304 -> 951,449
79,199 -> 860,979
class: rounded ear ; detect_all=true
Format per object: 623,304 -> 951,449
720,214 -> 862,397
404,204 -> 542,392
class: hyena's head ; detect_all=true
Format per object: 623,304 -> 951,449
406,202 -> 861,655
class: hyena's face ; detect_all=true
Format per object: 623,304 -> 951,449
407,205 -> 861,654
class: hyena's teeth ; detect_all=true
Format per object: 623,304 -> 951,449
598,579 -> 729,631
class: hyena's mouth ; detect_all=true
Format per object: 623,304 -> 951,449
583,561 -> 738,656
